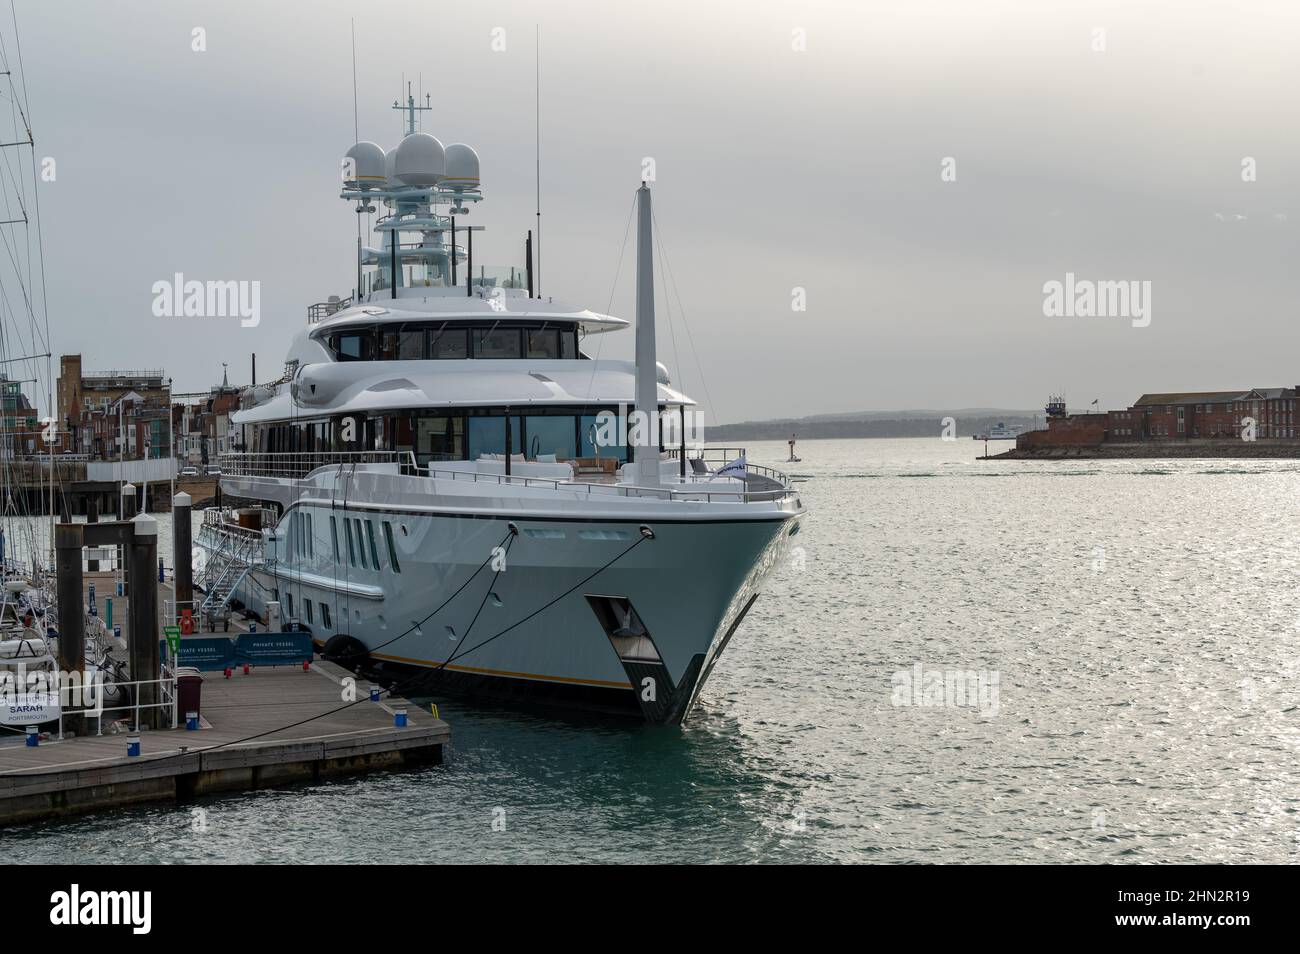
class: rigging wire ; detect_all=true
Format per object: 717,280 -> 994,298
651,212 -> 684,411
582,191 -> 637,402
652,206 -> 717,431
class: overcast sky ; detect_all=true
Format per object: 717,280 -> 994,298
5,0 -> 1299,425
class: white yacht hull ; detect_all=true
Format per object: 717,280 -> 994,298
199,498 -> 796,723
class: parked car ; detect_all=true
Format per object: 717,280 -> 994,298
204,465 -> 223,476
179,466 -> 199,477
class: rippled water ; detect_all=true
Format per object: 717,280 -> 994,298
5,438 -> 1299,863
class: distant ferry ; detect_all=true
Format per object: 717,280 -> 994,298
973,423 -> 1021,441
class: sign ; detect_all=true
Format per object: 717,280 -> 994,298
163,625 -> 181,655
1,692 -> 61,727
234,632 -> 313,667
171,632 -> 313,671
174,637 -> 236,671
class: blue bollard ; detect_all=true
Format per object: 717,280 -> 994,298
369,687 -> 380,702
186,711 -> 199,731
394,709 -> 408,728
25,725 -> 38,747
249,621 -> 257,634
127,736 -> 141,757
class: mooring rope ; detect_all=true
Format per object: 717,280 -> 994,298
1,522 -> 651,772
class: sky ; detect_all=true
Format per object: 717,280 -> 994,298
3,0 -> 1298,425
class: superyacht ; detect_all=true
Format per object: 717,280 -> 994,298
198,97 -> 803,724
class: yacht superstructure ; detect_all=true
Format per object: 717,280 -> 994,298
199,97 -> 802,724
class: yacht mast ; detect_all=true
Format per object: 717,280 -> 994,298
633,182 -> 660,487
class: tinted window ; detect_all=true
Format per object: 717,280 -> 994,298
384,522 -> 401,573
474,327 -> 522,359
526,415 -> 576,459
468,415 -> 522,459
526,327 -> 560,359
398,327 -> 425,359
429,326 -> 469,359
334,331 -> 374,361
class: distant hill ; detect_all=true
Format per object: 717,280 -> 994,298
710,409 -> 1041,441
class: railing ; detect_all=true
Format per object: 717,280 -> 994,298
219,450 -> 414,479
162,598 -> 200,629
55,669 -> 179,738
201,506 -> 275,536
196,519 -> 265,626
666,446 -> 793,488
307,296 -> 353,322
217,449 -> 796,503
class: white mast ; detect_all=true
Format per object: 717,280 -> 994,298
633,182 -> 660,487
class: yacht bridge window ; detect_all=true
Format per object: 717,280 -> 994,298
328,321 -> 579,362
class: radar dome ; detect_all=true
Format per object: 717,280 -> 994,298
394,132 -> 445,186
384,149 -> 400,188
344,141 -> 386,187
443,143 -> 480,191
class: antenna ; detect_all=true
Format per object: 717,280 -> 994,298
535,24 -> 542,297
352,20 -> 361,297
392,81 -> 432,137
350,19 -> 358,143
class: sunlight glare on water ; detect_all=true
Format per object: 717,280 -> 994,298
5,439 -> 1298,863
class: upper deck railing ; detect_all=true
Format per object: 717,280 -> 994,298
308,296 -> 354,322
218,449 -> 796,504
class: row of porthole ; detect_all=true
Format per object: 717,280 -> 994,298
279,591 -> 503,642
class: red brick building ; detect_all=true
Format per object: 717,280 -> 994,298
1019,387 -> 1300,449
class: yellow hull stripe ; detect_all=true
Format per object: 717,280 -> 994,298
370,650 -> 633,689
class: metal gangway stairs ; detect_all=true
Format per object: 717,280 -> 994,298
196,522 -> 264,630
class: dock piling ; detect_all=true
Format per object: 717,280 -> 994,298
85,494 -> 99,570
172,491 -> 192,608
54,523 -> 87,736
128,513 -> 162,729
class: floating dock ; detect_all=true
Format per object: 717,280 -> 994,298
1,592 -> 448,825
